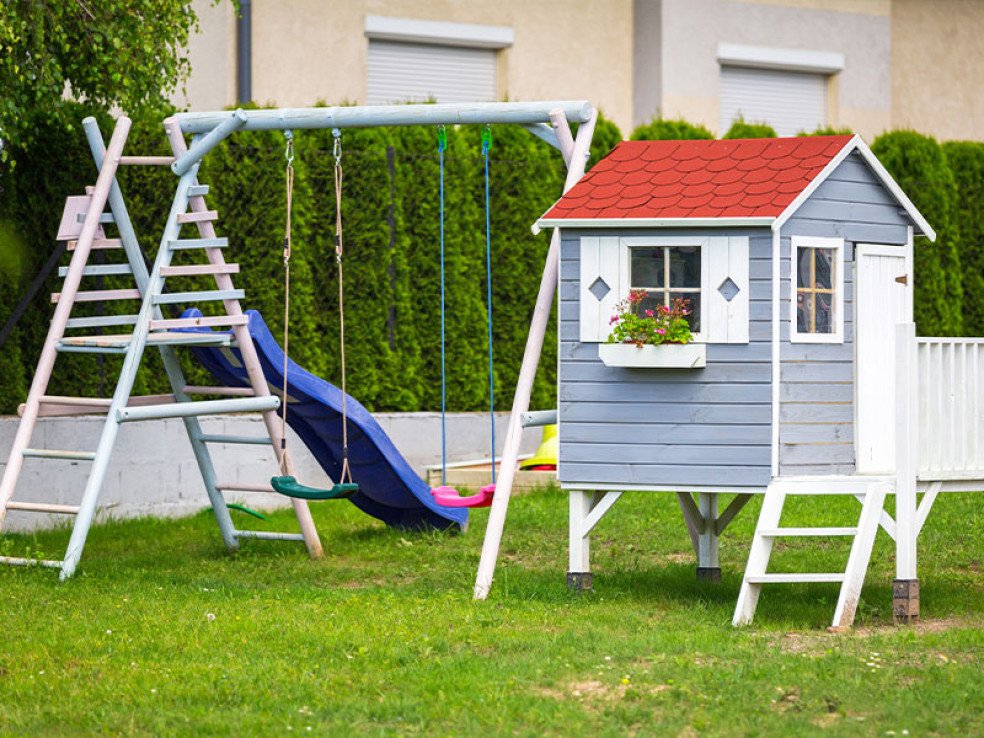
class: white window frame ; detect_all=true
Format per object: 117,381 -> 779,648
620,237 -> 708,343
790,235 -> 845,344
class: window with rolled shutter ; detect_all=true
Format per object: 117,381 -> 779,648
367,40 -> 496,105
719,65 -> 827,136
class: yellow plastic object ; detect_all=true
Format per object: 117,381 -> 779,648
519,424 -> 558,469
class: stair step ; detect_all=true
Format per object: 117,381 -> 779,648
176,210 -> 218,224
168,237 -> 228,250
746,573 -> 846,584
66,314 -> 140,330
150,315 -> 248,331
153,289 -> 244,305
22,448 -> 96,461
116,396 -> 279,422
187,184 -> 210,197
200,434 -> 272,446
159,263 -> 240,277
67,238 -> 123,251
58,332 -> 234,350
58,264 -> 134,278
77,212 -> 115,224
0,556 -> 64,570
759,527 -> 858,537
119,156 -> 174,166
51,288 -> 142,304
6,501 -> 80,515
234,530 -> 306,542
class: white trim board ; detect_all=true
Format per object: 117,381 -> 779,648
717,43 -> 844,74
364,15 -> 514,49
533,217 -> 773,234
560,483 -> 769,494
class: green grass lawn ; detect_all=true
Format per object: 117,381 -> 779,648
1,486 -> 982,736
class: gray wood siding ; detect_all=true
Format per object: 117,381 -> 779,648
558,227 -> 773,489
778,151 -> 912,476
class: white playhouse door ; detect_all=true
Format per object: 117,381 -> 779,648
855,245 -> 912,473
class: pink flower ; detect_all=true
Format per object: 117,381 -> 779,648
609,315 -> 619,324
656,328 -> 666,335
645,309 -> 655,317
660,305 -> 670,314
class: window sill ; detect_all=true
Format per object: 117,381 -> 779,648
598,343 -> 707,369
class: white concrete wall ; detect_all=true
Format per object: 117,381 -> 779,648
0,412 -> 539,532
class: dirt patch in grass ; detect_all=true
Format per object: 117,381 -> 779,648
773,616 -> 981,656
535,678 -> 671,710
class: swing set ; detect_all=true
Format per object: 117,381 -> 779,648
0,101 -> 596,588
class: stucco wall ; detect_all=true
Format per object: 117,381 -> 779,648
654,0 -> 892,138
891,0 -> 984,141
179,0 -> 634,132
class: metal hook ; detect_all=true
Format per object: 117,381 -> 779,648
284,129 -> 294,165
332,128 -> 342,164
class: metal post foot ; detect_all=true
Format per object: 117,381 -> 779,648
567,572 -> 593,591
697,566 -> 722,582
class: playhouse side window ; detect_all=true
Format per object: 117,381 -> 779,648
630,246 -> 702,332
791,235 -> 845,343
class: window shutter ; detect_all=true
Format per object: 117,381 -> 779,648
703,236 -> 749,343
367,40 -> 496,105
719,66 -> 826,137
579,236 -> 621,343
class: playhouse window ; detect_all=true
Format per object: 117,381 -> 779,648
791,236 -> 844,343
630,246 -> 702,332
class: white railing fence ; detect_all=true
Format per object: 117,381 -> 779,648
915,337 -> 984,479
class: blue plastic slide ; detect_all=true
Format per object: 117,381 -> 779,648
183,309 -> 467,531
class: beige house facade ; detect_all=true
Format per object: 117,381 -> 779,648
177,0 -> 984,142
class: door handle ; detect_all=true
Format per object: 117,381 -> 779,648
895,274 -> 908,285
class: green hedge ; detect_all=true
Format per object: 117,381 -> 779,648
872,130 -> 964,336
0,105 -> 595,414
943,141 -> 984,336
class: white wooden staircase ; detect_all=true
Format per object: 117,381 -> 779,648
734,476 -> 891,628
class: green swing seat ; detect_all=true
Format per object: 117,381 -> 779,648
270,475 -> 359,501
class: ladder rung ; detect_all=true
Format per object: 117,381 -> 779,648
58,264 -> 134,278
216,481 -> 276,493
31,394 -> 178,418
176,210 -> 218,224
22,448 -> 96,461
159,263 -> 240,277
150,315 -> 248,331
759,527 -> 858,537
168,238 -> 228,250
187,184 -> 210,197
118,156 -> 175,166
77,212 -> 115,224
746,573 -> 846,584
0,556 -> 63,570
183,386 -> 255,397
55,343 -> 128,355
68,238 -> 122,251
51,288 -> 142,303
6,501 -> 80,515
234,530 -> 306,542
58,333 -> 234,350
200,434 -> 272,446
117,396 -> 279,422
153,289 -> 244,305
66,314 -> 140,329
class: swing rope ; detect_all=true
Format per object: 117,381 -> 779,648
270,129 -> 358,501
482,126 -> 496,484
438,126 -> 448,486
333,129 -> 355,488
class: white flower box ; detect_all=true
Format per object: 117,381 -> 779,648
598,342 -> 706,369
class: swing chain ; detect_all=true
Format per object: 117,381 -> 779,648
333,128 -> 343,265
437,125 -> 447,153
283,130 -> 294,268
482,125 -> 492,154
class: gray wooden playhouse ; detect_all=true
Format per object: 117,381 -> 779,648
534,134 -> 940,627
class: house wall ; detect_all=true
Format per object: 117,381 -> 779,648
176,0 -> 635,132
650,0 -> 892,138
557,227 -> 774,490
778,150 -> 911,476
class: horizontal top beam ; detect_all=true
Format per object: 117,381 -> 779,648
172,101 -> 594,135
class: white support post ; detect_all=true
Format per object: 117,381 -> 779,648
697,493 -> 720,581
894,321 -> 920,621
474,109 -> 597,600
568,490 -> 594,591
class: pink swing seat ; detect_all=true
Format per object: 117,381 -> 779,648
431,484 -> 495,509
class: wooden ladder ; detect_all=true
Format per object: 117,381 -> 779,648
0,115 -> 322,579
733,476 -> 891,629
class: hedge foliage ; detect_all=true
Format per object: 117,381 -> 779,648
723,117 -> 777,139
4,104 -> 984,419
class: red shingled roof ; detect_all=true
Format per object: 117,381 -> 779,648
542,135 -> 855,221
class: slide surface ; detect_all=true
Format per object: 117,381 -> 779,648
184,309 -> 467,531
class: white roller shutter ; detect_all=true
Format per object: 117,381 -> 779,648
719,65 -> 827,136
367,40 -> 496,105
